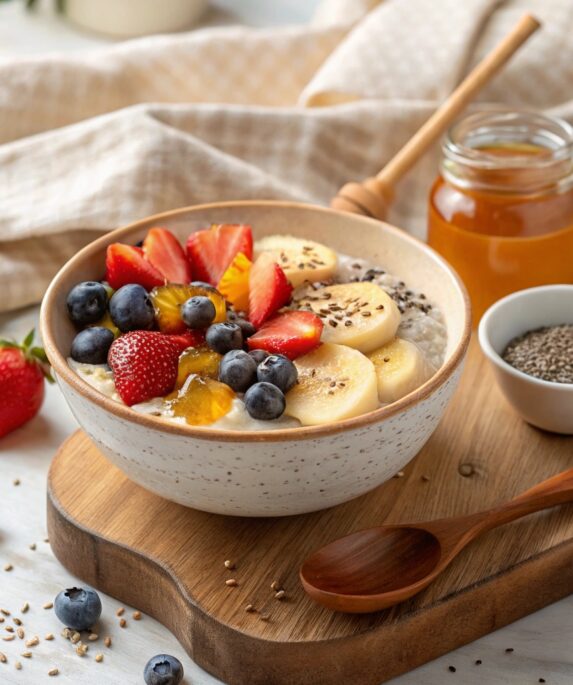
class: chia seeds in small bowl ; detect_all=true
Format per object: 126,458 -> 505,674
502,325 -> 573,385
479,285 -> 573,435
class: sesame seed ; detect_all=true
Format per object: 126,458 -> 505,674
104,637 -> 112,648
76,644 -> 88,656
13,479 -> 20,486
2,636 -> 15,642
45,634 -> 54,641
274,590 -> 286,600
5,627 -> 14,633
115,607 -> 125,617
224,560 -> 235,570
3,564 -> 12,572
270,581 -> 280,591
21,652 -> 32,659
17,628 -> 24,639
344,320 -> 352,327
70,633 -> 81,644
133,611 -> 142,621
361,311 -> 372,317
48,667 -> 59,676
13,618 -> 22,626
259,614 -> 270,622
20,603 -> 29,614
95,654 -> 104,663
328,320 -> 338,328
475,659 -> 482,665
0,652 -> 6,663
505,648 -> 514,653
29,544 -> 36,551
119,619 -> 127,628
225,579 -> 238,587
43,602 -> 53,610
15,660 -> 22,670
245,604 -> 256,613
88,634 -> 99,642
448,665 -> 456,672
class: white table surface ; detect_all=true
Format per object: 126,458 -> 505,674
1,3 -> 572,684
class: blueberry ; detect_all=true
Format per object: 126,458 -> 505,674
248,349 -> 269,365
257,354 -> 298,393
181,296 -> 216,329
109,284 -> 155,332
206,322 -> 243,354
66,281 -> 108,325
54,587 -> 102,631
244,382 -> 285,420
70,327 -> 114,364
219,350 -> 257,392
227,311 -> 256,339
144,654 -> 184,685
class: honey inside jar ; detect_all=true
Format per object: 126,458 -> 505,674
428,112 -> 573,321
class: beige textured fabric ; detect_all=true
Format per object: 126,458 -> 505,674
1,0 -> 572,313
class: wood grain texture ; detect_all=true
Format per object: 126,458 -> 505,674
47,338 -> 573,685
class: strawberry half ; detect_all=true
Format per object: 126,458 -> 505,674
143,227 -> 192,284
0,329 -> 53,438
248,253 -> 293,328
168,329 -> 206,354
248,311 -> 323,360
108,331 -> 180,406
105,244 -> 164,291
186,224 -> 253,285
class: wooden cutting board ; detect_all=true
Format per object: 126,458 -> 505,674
47,339 -> 573,685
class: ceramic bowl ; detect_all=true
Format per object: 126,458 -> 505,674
479,285 -> 573,435
40,201 -> 470,516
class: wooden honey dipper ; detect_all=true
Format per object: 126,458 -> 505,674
331,13 -> 541,221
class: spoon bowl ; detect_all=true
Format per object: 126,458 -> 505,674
300,468 -> 573,613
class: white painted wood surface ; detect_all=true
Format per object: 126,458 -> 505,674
0,3 -> 572,683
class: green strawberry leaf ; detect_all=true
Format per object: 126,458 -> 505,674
30,347 -> 49,364
23,329 -> 35,349
0,339 -> 19,349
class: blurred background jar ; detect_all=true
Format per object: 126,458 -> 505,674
428,110 -> 573,322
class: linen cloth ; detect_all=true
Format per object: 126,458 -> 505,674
0,0 -> 572,313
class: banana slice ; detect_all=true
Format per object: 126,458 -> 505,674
285,343 -> 379,426
254,235 -> 337,287
368,338 -> 431,404
295,281 -> 400,354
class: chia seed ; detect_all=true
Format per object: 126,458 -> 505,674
502,325 -> 573,384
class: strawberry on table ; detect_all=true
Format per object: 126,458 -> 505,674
107,331 -> 181,406
0,330 -> 53,438
186,224 -> 253,286
248,253 -> 293,328
247,310 -> 323,360
105,244 -> 165,291
142,227 -> 192,284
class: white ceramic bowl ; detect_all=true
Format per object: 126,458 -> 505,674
40,201 -> 470,516
479,285 -> 573,435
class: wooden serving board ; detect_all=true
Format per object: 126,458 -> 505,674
47,339 -> 573,685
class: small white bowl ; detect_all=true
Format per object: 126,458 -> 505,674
478,285 -> 573,435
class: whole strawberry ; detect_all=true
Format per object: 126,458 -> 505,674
0,330 -> 53,439
108,331 -> 181,406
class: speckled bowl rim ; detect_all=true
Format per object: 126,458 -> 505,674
40,200 -> 472,443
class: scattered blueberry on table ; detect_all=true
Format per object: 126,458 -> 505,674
144,654 -> 184,685
54,587 -> 102,631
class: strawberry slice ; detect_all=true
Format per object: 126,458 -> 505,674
248,253 -> 293,328
108,331 -> 180,406
186,224 -> 253,285
143,227 -> 192,284
105,244 -> 164,291
248,311 -> 323,360
168,329 -> 206,354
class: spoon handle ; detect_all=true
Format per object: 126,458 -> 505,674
475,468 -> 573,535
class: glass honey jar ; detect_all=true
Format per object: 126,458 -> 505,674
428,111 -> 573,321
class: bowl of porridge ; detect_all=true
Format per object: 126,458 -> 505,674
40,201 -> 470,516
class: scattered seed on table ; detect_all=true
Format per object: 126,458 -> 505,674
95,654 -> 104,663
133,611 -> 142,621
3,636 -> 15,642
15,661 -> 22,670
475,659 -> 482,665
29,544 -> 36,551
115,607 -> 125,617
76,644 -> 88,657
224,560 -> 235,570
270,581 -> 280,591
274,590 -> 286,600
245,604 -> 256,613
21,652 -> 32,659
48,667 -> 59,676
17,628 -> 24,640
395,471 -> 405,478
119,619 -> 127,629
0,610 -> 9,617
505,648 -> 514,653
70,632 -> 81,644
43,602 -> 53,610
13,618 -> 22,627
539,679 -> 546,683
0,618 -> 3,624
0,651 -> 6,663
5,627 -> 14,633
45,634 -> 54,641
25,637 -> 39,647
259,614 -> 270,622
13,479 -> 20,487
225,579 -> 238,587
44,538 -> 49,544
21,603 -> 29,614
61,628 -> 71,639
448,665 -> 456,672
104,637 -> 112,648
3,564 -> 13,572
88,634 -> 98,641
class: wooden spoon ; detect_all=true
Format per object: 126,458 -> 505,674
330,13 -> 541,221
300,468 -> 573,613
